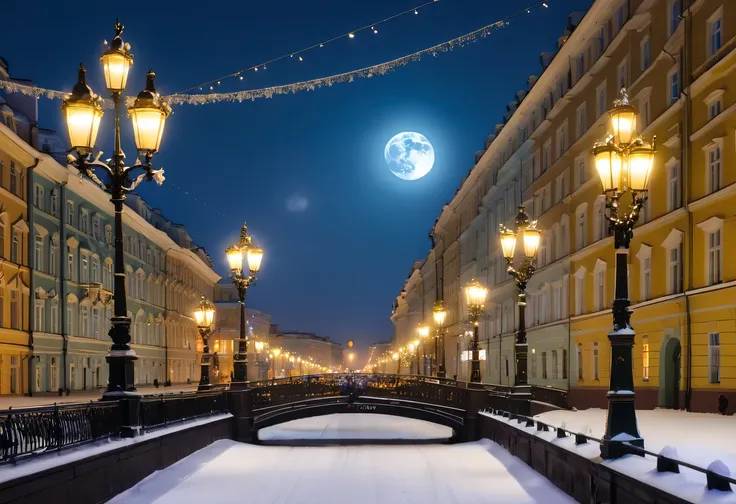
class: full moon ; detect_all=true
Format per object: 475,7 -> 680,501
384,132 -> 435,180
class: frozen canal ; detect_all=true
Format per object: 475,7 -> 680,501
111,414 -> 572,504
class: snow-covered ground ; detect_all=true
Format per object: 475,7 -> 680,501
112,414 -> 573,504
259,413 -> 453,440
535,408 -> 736,475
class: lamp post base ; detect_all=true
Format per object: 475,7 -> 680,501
105,347 -> 137,394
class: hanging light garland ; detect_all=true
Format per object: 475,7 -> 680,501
0,1 -> 550,108
176,0 -> 443,95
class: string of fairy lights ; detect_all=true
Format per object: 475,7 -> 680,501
177,0 -> 444,94
0,1 -> 550,107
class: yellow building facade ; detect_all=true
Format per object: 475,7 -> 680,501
391,0 -> 736,414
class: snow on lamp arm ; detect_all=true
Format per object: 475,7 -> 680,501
61,20 -> 172,401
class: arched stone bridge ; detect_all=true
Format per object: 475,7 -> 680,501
226,374 -> 493,443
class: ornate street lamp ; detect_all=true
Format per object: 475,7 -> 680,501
433,301 -> 447,378
500,206 -> 541,396
63,21 -> 170,397
226,222 -> 264,385
593,88 -> 656,459
464,279 -> 488,384
193,297 -> 215,390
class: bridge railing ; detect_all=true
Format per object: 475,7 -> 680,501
487,407 -> 735,493
249,374 -> 347,409
0,401 -> 120,465
139,391 -> 228,431
361,374 -> 468,409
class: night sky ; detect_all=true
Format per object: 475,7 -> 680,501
2,0 -> 591,349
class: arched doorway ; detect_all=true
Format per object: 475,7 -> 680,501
660,338 -> 681,409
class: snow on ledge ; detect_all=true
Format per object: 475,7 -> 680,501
481,412 -> 736,504
0,413 -> 233,484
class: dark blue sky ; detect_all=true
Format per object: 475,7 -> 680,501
2,0 -> 591,347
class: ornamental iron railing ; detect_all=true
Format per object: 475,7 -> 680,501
0,401 -> 120,465
139,391 -> 228,430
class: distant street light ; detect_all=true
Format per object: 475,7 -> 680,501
193,297 -> 216,390
464,279 -> 488,384
500,206 -> 541,398
226,222 -> 264,384
433,301 -> 447,378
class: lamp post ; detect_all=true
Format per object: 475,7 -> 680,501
226,222 -> 264,385
193,297 -> 215,390
63,21 -> 171,397
500,206 -> 541,397
464,279 -> 488,384
593,88 -> 656,459
392,352 -> 400,374
433,301 -> 447,378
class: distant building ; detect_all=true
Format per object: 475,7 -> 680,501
269,330 -> 344,378
213,279 -> 271,382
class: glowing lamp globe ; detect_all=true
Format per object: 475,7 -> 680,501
417,325 -> 430,338
193,297 -> 215,329
226,245 -> 244,273
128,70 -> 171,154
100,23 -> 134,92
523,227 -> 541,259
464,279 -> 488,309
594,142 -> 623,193
500,229 -> 517,259
433,301 -> 447,327
247,246 -> 264,273
609,97 -> 638,146
628,141 -> 656,192
62,64 -> 103,153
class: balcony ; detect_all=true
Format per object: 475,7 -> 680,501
82,282 -> 113,305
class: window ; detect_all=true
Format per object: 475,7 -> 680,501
50,358 -> 58,391
668,0 -> 680,37
593,342 -> 599,380
541,351 -> 548,379
50,303 -> 59,333
35,299 -> 45,332
92,257 -> 100,283
597,27 -> 606,57
66,305 -> 73,335
81,254 -> 89,283
576,54 -> 585,81
11,229 -> 20,263
0,288 -> 3,327
35,234 -> 44,271
67,246 -> 74,281
577,344 -> 583,379
708,99 -> 722,120
668,245 -> 682,294
103,261 -> 113,289
81,305 -> 89,337
641,94 -> 651,128
542,141 -> 551,172
594,197 -> 606,241
707,9 -> 722,57
707,229 -> 722,285
575,272 -> 586,315
669,70 -> 679,105
575,155 -> 586,190
642,257 -> 652,301
80,209 -> 89,234
709,333 -> 720,383
576,103 -> 587,140
92,217 -> 100,240
707,143 -> 722,193
640,37 -> 651,71
615,4 -> 626,32
597,83 -> 607,119
66,201 -> 74,226
551,350 -> 558,380
34,184 -> 44,210
556,122 -> 568,159
49,237 -> 57,276
553,284 -> 562,320
0,220 -> 5,258
50,191 -> 58,216
576,206 -> 587,250
105,226 -> 112,246
93,307 -> 100,338
667,159 -> 681,211
562,349 -> 568,380
10,290 -> 19,329
594,268 -> 606,311
9,161 -> 18,195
